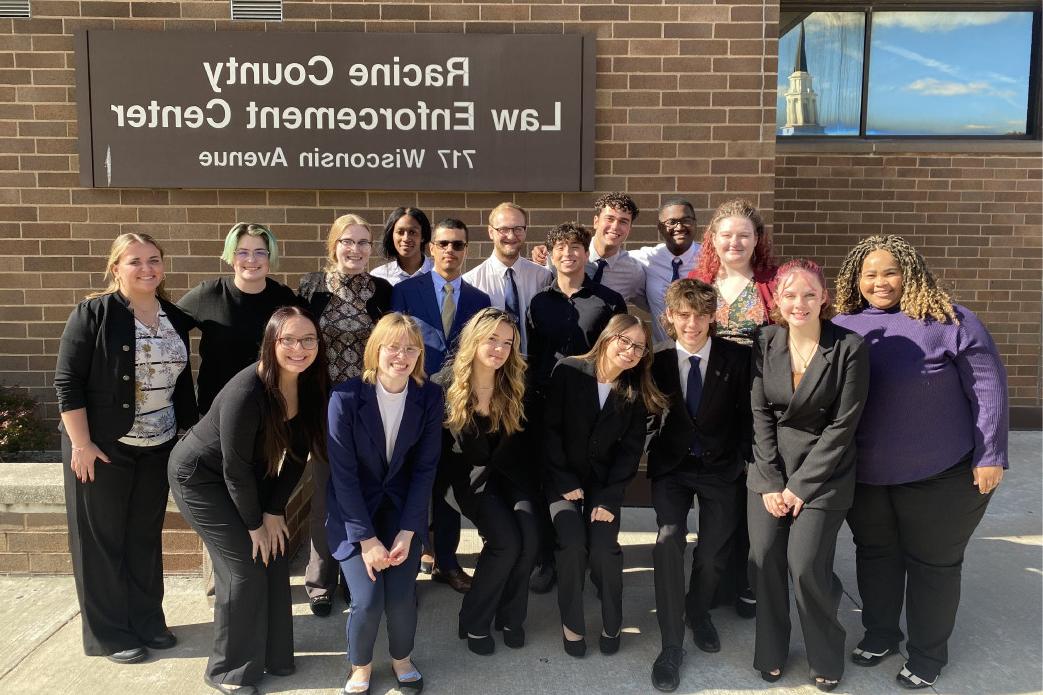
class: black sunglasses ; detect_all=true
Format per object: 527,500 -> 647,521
431,240 -> 467,251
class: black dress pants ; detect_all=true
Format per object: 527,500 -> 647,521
304,452 -> 343,600
748,492 -> 847,680
170,474 -> 293,685
651,467 -> 739,649
550,496 -> 624,637
62,434 -> 172,656
847,460 -> 991,680
705,469 -> 752,607
457,478 -> 539,635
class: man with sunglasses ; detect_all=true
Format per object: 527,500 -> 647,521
391,218 -> 491,594
462,202 -> 553,355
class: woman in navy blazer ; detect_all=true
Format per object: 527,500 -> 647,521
747,259 -> 869,692
326,312 -> 444,695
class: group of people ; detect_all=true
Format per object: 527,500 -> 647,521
54,192 -> 1009,695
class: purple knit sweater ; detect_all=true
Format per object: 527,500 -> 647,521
832,305 -> 1009,485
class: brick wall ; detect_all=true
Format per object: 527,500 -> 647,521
774,149 -> 1042,425
0,0 -> 779,430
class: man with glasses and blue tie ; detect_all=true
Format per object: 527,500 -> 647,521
462,203 -> 553,355
391,218 -> 491,594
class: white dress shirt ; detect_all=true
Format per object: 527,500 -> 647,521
463,255 -> 552,354
371,256 -> 434,286
631,242 -> 702,343
676,337 -> 711,400
588,244 -> 646,305
596,381 -> 612,409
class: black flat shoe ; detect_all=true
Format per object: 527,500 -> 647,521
501,626 -> 525,649
204,675 -> 258,695
144,630 -> 177,650
735,587 -> 756,619
529,563 -> 556,594
562,635 -> 586,658
466,634 -> 495,656
394,664 -> 424,693
266,664 -> 296,676
599,632 -> 620,655
690,615 -> 720,653
106,647 -> 147,664
896,664 -> 937,690
851,645 -> 897,667
651,647 -> 685,692
760,669 -> 783,683
310,595 -> 333,617
815,677 -> 840,692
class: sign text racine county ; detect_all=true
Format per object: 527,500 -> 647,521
75,31 -> 595,191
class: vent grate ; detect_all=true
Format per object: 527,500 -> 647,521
0,1 -> 30,18
230,0 -> 282,21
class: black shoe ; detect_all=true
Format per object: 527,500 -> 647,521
851,644 -> 897,667
529,563 -> 556,594
501,626 -> 525,649
204,675 -> 258,695
690,615 -> 720,653
106,647 -> 148,664
310,595 -> 333,617
394,664 -> 424,693
562,635 -> 586,658
896,664 -> 937,690
143,630 -> 177,650
431,567 -> 472,594
816,677 -> 840,692
761,669 -> 783,683
735,588 -> 756,619
651,647 -> 685,692
599,632 -> 620,655
266,664 -> 296,677
466,634 -> 495,655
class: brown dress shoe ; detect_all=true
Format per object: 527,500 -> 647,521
431,567 -> 472,593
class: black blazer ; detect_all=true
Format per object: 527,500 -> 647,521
297,271 -> 392,323
54,291 -> 198,443
746,321 -> 870,510
543,356 -> 649,515
646,338 -> 753,481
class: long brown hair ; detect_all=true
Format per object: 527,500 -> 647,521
444,308 -> 527,435
576,314 -> 667,414
257,306 -> 329,477
88,232 -> 170,300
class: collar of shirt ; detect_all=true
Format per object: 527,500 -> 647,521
588,243 -> 630,266
675,337 -> 711,388
549,275 -> 594,298
429,271 -> 462,299
631,242 -> 701,269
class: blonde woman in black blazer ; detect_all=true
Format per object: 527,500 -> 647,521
747,260 -> 869,692
544,313 -> 666,659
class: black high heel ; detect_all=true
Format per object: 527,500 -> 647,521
562,635 -> 586,658
466,635 -> 495,656
761,669 -> 783,683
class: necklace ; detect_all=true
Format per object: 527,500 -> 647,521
788,338 -> 815,372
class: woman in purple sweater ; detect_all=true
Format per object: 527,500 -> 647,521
832,235 -> 1008,690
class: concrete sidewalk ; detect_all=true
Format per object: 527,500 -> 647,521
0,432 -> 1039,695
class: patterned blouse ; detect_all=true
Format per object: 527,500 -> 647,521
119,312 -> 188,447
715,280 -> 768,346
321,272 -> 377,386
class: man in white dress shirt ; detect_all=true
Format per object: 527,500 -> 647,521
462,202 -> 553,354
630,199 -> 701,343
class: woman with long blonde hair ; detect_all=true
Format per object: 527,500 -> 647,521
433,308 -> 537,656
54,232 -> 198,664
544,313 -> 667,658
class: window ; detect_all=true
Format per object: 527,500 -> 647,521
777,7 -> 1041,138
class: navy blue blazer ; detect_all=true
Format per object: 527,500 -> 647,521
390,271 -> 492,376
325,376 -> 445,561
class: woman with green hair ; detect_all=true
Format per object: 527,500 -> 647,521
178,222 -> 299,414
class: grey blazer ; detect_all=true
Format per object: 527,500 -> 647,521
747,321 -> 870,510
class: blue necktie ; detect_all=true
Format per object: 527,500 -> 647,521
504,267 -> 521,325
686,355 -> 703,455
671,257 -> 683,281
591,258 -> 608,284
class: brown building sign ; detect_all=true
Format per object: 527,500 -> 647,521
76,30 -> 595,191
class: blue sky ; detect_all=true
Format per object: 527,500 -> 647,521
777,11 -> 1033,136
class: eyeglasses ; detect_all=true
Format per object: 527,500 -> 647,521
235,249 -> 270,260
660,217 -> 696,229
278,336 -> 318,350
337,239 -> 372,250
491,225 -> 527,237
431,240 -> 467,251
613,334 -> 647,356
382,344 -> 422,357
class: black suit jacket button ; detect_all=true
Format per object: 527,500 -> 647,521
122,345 -> 130,351
122,403 -> 130,409
122,375 -> 130,381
